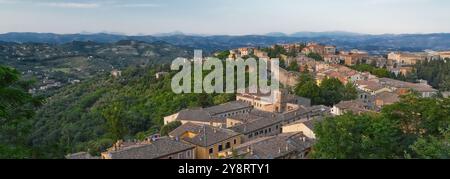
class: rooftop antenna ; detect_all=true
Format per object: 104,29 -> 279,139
203,125 -> 207,147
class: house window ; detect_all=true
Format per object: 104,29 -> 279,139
269,128 -> 272,133
226,142 -> 231,149
186,150 -> 192,158
209,148 -> 214,154
218,144 -> 223,152
178,153 -> 184,159
248,134 -> 253,138
234,139 -> 237,144
264,129 -> 268,134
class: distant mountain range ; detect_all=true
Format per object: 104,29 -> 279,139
265,31 -> 364,37
1,32 -> 450,53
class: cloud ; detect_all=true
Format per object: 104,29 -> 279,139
116,3 -> 162,8
365,0 -> 430,5
0,0 -> 162,9
0,0 -> 16,4
36,1 -> 162,9
44,2 -> 100,9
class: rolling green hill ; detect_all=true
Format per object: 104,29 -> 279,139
28,65 -> 234,158
0,40 -> 193,96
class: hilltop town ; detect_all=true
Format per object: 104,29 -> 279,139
67,42 -> 449,159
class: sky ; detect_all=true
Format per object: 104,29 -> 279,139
0,0 -> 449,35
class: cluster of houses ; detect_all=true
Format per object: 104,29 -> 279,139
68,89 -> 330,159
28,77 -> 63,94
287,58 -> 435,114
224,43 -> 441,118
1,43 -> 82,61
223,43 -> 450,89
288,43 -> 450,76
331,76 -> 438,115
67,42 -> 446,160
227,47 -> 269,60
290,53 -> 438,116
264,42 -> 441,117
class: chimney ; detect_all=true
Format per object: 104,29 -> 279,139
247,146 -> 254,155
116,140 -> 123,148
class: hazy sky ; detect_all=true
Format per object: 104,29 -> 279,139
1,0 -> 449,35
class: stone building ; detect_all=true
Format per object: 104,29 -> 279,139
101,137 -> 195,159
163,101 -> 253,126
227,110 -> 283,142
221,132 -> 313,159
169,123 -> 242,159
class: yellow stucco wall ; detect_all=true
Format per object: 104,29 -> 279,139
282,123 -> 316,139
194,135 -> 242,159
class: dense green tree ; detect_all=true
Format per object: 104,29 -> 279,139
263,45 -> 287,59
295,73 -> 315,89
312,95 -> 450,159
350,64 -> 391,78
414,59 -> 450,90
295,81 -> 322,105
287,47 -> 299,57
86,138 -> 114,156
0,65 -> 42,159
411,129 -> 450,159
320,78 -> 345,106
0,66 -> 31,118
213,93 -> 236,105
287,61 -> 300,72
102,101 -> 129,140
311,113 -> 403,159
342,82 -> 358,101
27,65 -> 236,158
160,121 -> 182,136
295,75 -> 356,106
382,95 -> 450,137
215,50 -> 230,60
306,52 -> 323,61
439,77 -> 450,91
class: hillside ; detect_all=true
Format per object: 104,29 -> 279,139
27,65 -> 234,158
2,32 -> 450,54
0,40 -> 192,95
